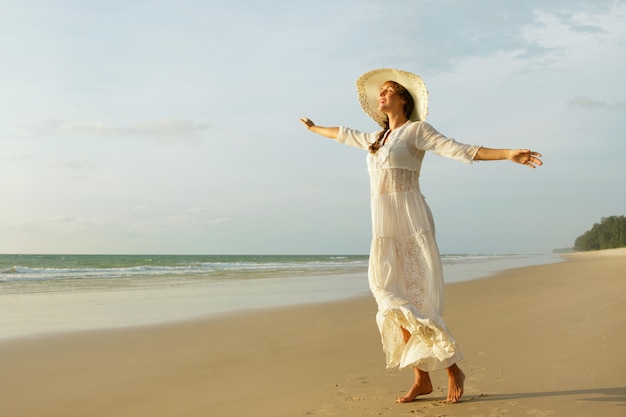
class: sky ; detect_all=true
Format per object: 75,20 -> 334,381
1,0 -> 625,255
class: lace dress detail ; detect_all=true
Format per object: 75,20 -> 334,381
370,168 -> 420,195
393,236 -> 427,309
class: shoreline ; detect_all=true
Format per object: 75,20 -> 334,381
0,252 -> 561,341
1,249 -> 624,416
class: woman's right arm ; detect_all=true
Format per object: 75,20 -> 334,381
300,117 -> 375,150
300,117 -> 339,139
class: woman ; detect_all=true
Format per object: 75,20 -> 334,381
300,68 -> 542,404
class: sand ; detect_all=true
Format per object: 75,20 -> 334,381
1,248 -> 624,417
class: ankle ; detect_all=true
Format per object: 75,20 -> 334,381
447,364 -> 462,375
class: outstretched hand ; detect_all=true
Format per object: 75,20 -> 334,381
300,117 -> 315,129
297,118 -> 339,139
511,149 -> 543,168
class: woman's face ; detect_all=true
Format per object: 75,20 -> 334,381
378,81 -> 406,115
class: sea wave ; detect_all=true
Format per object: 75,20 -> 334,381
0,255 -> 370,286
0,253 -> 555,295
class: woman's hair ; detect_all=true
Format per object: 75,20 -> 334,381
368,81 -> 414,154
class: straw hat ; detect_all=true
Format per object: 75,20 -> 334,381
356,68 -> 429,128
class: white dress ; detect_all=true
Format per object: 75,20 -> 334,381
336,121 -> 480,371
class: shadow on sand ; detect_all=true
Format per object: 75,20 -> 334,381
460,386 -> 626,406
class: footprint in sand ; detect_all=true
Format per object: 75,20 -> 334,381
357,376 -> 374,384
467,365 -> 487,383
302,406 -> 339,416
487,406 -> 508,416
334,389 -> 346,396
525,409 -> 556,416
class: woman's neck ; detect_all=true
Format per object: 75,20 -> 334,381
386,113 -> 409,131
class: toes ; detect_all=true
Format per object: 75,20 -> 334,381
396,393 -> 417,403
447,389 -> 463,403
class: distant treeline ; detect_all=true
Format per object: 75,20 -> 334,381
574,215 -> 626,251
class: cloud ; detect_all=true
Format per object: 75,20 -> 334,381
208,217 -> 230,226
131,211 -> 230,234
3,152 -> 40,161
31,118 -> 211,143
569,24 -> 604,34
49,158 -> 95,170
186,207 -> 211,214
568,96 -> 626,110
51,216 -> 109,227
520,4 -> 624,53
51,216 -> 78,223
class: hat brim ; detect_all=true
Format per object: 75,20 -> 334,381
356,68 -> 429,128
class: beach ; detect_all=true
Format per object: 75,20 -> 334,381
1,248 -> 624,417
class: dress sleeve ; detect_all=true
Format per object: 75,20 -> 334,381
415,122 -> 480,163
335,126 -> 379,151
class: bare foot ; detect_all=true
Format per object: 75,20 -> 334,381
396,369 -> 433,403
446,364 -> 465,403
396,382 -> 433,403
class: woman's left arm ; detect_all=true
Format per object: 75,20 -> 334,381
474,147 -> 543,169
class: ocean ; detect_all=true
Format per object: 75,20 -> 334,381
0,253 -> 561,340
